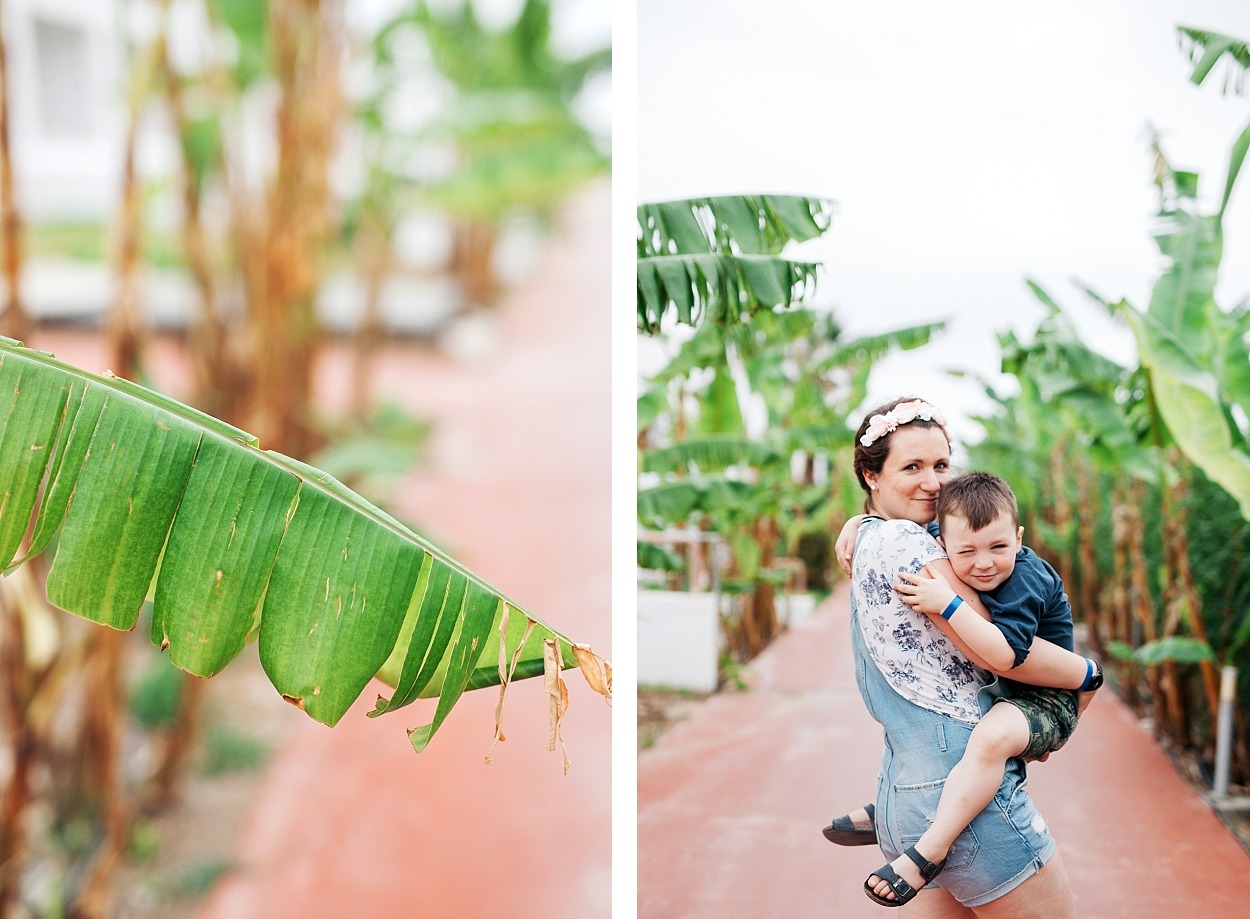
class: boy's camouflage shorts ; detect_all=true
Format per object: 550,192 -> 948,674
997,681 -> 1080,760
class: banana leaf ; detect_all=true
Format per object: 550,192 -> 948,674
1116,306 -> 1250,520
0,337 -> 609,753
636,194 -> 834,333
637,195 -> 834,258
636,252 -> 821,333
641,436 -> 780,475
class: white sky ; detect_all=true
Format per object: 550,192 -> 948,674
636,0 -> 1250,444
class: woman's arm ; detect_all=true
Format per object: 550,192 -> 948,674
916,558 -> 1088,689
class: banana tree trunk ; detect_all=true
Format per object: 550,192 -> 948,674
66,629 -> 131,919
0,586 -> 33,916
143,675 -> 206,811
1125,481 -> 1168,735
0,8 -> 26,343
745,516 -> 780,659
1075,461 -> 1107,660
1161,469 -> 1220,721
1047,440 -> 1074,588
106,0 -> 169,383
160,28 -> 248,423
249,0 -> 340,457
1110,492 -> 1136,706
451,218 -> 500,308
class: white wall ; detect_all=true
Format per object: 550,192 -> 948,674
5,0 -> 122,220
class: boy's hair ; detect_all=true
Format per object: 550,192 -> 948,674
936,472 -> 1018,531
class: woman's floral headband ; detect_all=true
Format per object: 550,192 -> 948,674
859,400 -> 948,447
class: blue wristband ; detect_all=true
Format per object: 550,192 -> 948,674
940,595 -> 963,620
1079,657 -> 1095,692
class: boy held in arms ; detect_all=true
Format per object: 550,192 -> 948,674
836,472 -> 1102,906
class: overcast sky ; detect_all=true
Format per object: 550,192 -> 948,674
636,0 -> 1250,444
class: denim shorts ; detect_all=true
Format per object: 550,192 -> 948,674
850,611 -> 1056,908
999,681 -> 1079,760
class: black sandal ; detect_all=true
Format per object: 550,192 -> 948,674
863,845 -> 947,907
821,802 -> 876,845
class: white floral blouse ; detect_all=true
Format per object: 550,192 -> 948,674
852,517 -> 989,724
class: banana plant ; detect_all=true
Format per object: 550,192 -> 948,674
0,336 -> 610,752
637,194 -> 834,332
1111,121 -> 1250,519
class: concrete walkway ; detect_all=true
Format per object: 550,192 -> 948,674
638,581 -> 1250,918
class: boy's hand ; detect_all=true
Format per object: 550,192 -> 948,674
835,515 -> 866,575
895,568 -> 959,618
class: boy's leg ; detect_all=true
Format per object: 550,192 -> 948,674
866,703 -> 1030,903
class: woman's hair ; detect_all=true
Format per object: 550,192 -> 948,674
936,472 -> 1018,531
851,396 -> 951,510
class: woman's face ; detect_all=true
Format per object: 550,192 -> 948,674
862,426 -> 951,524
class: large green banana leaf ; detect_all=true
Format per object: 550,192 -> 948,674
0,337 -> 610,752
1114,306 -> 1250,520
636,194 -> 834,333
637,252 -> 822,333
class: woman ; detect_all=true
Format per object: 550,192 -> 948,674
842,396 -> 1084,916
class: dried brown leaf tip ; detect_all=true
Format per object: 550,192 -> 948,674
485,605 -> 536,766
572,644 -> 612,702
543,638 -> 570,775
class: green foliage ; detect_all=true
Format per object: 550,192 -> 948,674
637,542 -> 685,573
1131,636 -> 1216,666
638,193 -> 945,663
128,822 -> 161,863
209,0 -> 269,88
1112,126 -> 1250,519
129,651 -> 184,730
175,858 -> 235,897
26,221 -> 184,270
1178,27 -> 1250,95
309,402 -> 430,506
967,34 -> 1250,761
180,116 -> 223,197
1182,471 -> 1250,653
370,0 -> 610,222
0,337 -> 593,752
636,195 -> 833,333
202,726 -> 270,775
717,652 -> 748,691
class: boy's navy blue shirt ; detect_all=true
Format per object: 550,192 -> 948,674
927,521 -> 1075,667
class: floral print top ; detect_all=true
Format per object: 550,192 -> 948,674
852,517 -> 989,724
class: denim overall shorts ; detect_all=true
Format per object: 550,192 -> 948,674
850,606 -> 1057,907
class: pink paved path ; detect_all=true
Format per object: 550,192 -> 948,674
187,188 -> 613,918
639,580 -> 1250,918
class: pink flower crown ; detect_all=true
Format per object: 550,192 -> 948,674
859,400 -> 948,447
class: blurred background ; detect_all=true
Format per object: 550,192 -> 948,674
637,0 -> 1250,851
0,0 -> 611,916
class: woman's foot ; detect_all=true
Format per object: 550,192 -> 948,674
864,845 -> 946,907
821,803 -> 877,845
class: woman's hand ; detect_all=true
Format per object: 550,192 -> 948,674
894,568 -> 958,618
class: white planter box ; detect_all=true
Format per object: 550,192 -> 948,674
637,590 -> 721,693
780,593 -> 818,628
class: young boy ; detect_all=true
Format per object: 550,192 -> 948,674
829,472 -> 1102,907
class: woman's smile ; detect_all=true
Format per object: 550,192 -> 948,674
865,427 -> 952,524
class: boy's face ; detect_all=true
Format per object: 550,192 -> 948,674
940,511 -> 1023,591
